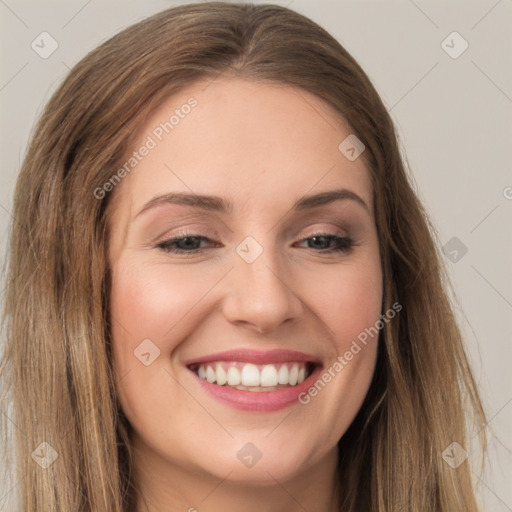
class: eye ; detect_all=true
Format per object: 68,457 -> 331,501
295,234 -> 354,254
156,231 -> 354,255
156,233 -> 219,255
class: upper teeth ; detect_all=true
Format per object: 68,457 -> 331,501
195,362 -> 308,387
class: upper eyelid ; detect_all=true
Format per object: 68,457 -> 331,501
139,204 -> 365,235
162,220 -> 351,238
161,229 -> 348,241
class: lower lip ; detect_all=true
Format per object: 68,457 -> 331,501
191,366 -> 323,412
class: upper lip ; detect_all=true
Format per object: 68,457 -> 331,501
184,348 -> 322,367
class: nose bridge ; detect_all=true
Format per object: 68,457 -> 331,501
222,235 -> 303,332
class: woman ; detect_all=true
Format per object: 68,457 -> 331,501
0,2 -> 487,511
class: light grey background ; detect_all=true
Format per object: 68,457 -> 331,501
1,1 -> 511,510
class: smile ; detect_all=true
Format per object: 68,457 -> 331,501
190,361 -> 315,391
184,349 -> 322,411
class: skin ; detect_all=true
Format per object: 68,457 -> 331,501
108,76 -> 383,512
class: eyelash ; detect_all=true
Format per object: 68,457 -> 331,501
156,231 -> 355,256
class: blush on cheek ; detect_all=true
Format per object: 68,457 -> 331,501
109,257 -> 221,370
306,267 -> 382,354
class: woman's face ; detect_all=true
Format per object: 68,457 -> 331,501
108,77 -> 382,486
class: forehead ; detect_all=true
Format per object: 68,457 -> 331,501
110,76 -> 373,221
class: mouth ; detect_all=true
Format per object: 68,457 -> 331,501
188,361 -> 316,391
184,349 -> 322,411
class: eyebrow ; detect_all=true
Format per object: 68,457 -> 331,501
135,187 -> 370,219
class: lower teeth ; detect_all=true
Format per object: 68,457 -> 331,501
232,384 -> 290,392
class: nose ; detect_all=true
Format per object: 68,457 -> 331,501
222,244 -> 304,334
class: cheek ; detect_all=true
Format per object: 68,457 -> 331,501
292,259 -> 382,435
300,258 -> 383,353
109,256 -> 214,435
338,267 -> 382,347
109,255 -> 222,366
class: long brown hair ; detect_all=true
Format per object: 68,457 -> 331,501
1,2 -> 487,510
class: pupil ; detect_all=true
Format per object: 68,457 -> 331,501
311,236 -> 328,249
182,237 -> 199,249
